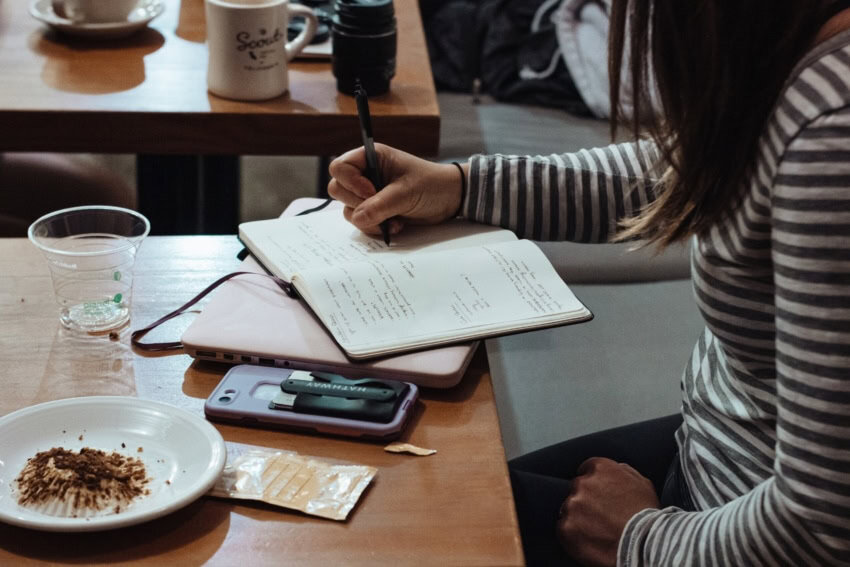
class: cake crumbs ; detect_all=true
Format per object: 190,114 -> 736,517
14,447 -> 151,515
137,447 -> 143,453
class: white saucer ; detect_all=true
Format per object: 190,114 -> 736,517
29,0 -> 165,40
0,396 -> 226,532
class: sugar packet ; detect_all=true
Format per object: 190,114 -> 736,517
209,443 -> 376,521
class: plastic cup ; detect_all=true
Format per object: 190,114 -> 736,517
28,206 -> 150,333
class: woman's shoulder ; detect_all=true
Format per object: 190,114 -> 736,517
764,31 -> 850,156
779,30 -> 850,123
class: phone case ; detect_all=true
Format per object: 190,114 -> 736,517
204,365 -> 418,440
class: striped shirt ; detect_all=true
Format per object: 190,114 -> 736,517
462,32 -> 850,565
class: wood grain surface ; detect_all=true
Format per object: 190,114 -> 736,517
0,0 -> 440,156
0,236 -> 522,566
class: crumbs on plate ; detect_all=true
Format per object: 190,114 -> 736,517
14,447 -> 151,518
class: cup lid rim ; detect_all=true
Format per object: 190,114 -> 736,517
27,205 -> 151,257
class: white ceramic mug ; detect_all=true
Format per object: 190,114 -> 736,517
205,0 -> 318,101
52,0 -> 140,23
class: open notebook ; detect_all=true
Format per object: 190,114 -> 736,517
181,200 -> 480,389
238,203 -> 592,360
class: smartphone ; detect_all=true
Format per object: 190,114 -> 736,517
204,365 -> 418,441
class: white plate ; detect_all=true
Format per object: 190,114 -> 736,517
0,396 -> 226,532
29,0 -> 165,40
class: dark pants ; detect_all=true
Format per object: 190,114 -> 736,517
508,414 -> 692,566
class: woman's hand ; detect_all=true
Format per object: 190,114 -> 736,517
558,457 -> 660,567
327,144 -> 465,236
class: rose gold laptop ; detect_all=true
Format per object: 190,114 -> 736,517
180,199 -> 478,388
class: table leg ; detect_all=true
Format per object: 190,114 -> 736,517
137,155 -> 240,235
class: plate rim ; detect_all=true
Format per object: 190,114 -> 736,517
0,395 -> 226,532
29,0 -> 165,34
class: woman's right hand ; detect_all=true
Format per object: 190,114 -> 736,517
327,144 -> 466,237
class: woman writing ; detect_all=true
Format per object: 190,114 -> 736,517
328,1 -> 850,564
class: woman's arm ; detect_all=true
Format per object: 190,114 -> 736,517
618,109 -> 850,566
463,139 -> 663,242
327,139 -> 664,243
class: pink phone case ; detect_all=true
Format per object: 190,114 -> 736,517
204,365 -> 418,440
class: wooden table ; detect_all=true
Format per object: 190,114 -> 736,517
0,0 -> 440,234
0,237 -> 523,566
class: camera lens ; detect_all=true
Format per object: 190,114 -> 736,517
331,0 -> 397,96
218,395 -> 232,403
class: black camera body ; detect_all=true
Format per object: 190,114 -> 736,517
331,0 -> 397,96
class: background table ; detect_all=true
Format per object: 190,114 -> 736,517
0,0 -> 440,234
0,236 -> 523,566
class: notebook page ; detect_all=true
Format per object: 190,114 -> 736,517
293,239 -> 590,357
238,209 -> 516,281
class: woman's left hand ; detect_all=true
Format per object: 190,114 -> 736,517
558,457 -> 660,567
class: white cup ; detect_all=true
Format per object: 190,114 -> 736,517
52,0 -> 140,23
205,0 -> 318,101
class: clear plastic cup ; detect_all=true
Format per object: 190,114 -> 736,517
28,206 -> 150,333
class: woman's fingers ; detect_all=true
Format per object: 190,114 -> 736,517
328,148 -> 375,200
343,205 -> 381,236
327,178 -> 365,210
343,204 -> 406,237
351,184 -> 400,227
329,144 -> 461,235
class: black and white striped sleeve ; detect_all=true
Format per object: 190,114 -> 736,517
460,139 -> 663,242
618,108 -> 850,565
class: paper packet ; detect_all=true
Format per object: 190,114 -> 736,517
209,443 -> 376,521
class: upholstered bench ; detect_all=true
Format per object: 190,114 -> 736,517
435,92 -> 704,458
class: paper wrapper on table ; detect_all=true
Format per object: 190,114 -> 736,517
209,443 -> 376,521
384,442 -> 437,456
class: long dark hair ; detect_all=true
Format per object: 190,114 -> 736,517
610,0 -> 839,246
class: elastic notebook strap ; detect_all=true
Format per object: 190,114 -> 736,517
130,271 -> 292,352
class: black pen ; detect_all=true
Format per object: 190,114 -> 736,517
354,81 -> 392,245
